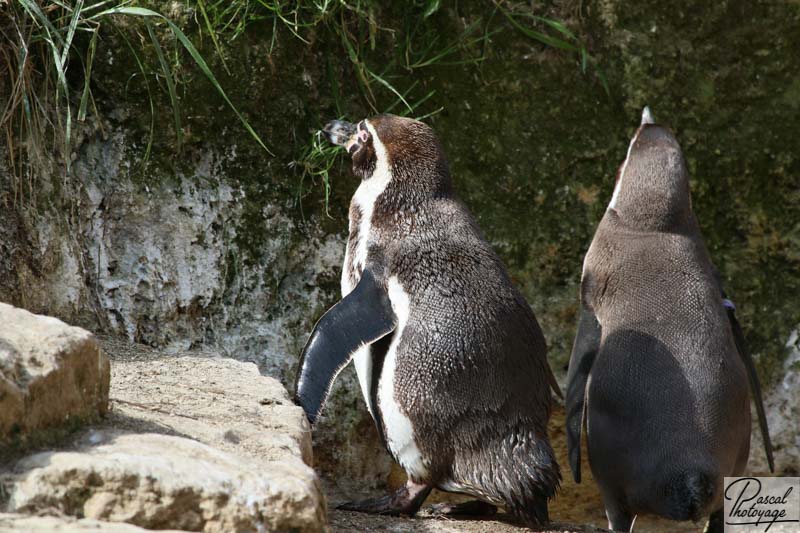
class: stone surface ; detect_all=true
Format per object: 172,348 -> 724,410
0,303 -> 110,448
1,340 -> 327,532
7,431 -> 324,533
103,336 -> 314,466
75,161 -> 345,383
0,513 -> 183,532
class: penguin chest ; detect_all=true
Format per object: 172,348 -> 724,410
342,174 -> 391,419
341,170 -> 391,295
377,277 -> 429,480
341,203 -> 373,417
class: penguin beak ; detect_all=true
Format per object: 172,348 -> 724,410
322,120 -> 359,154
641,106 -> 655,125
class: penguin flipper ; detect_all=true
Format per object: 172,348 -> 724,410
711,266 -> 774,472
724,301 -> 775,473
566,306 -> 601,483
294,268 -> 397,425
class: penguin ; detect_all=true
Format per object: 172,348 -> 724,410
565,107 -> 774,532
294,114 -> 562,524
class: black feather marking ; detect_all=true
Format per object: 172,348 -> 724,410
294,268 -> 396,425
726,304 -> 775,473
566,305 -> 601,483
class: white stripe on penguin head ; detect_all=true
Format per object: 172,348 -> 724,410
350,120 -> 393,279
608,126 -> 643,211
609,107 -> 654,211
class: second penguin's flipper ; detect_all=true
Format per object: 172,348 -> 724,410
566,306 -> 602,483
713,267 -> 774,472
724,300 -> 775,473
294,268 -> 397,425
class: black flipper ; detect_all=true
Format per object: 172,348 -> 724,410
566,306 -> 602,483
711,267 -> 774,472
725,301 -> 775,473
294,268 -> 397,425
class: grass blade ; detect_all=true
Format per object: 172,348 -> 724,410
500,8 -> 578,52
78,26 -> 99,122
415,106 -> 443,121
536,16 -> 577,41
423,0 -> 440,19
61,0 -> 85,68
196,0 -> 231,75
95,5 -> 272,155
36,13 -> 72,172
146,20 -> 182,150
383,80 -> 419,114
368,69 -> 412,113
117,26 -> 155,170
164,19 -> 272,155
18,0 -> 66,48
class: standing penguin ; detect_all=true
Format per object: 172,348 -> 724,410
294,114 -> 562,524
566,108 -> 774,532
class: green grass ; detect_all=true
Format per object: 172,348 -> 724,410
285,0 -> 607,214
0,0 -> 270,207
496,2 -> 609,95
292,129 -> 342,219
0,0 -> 605,212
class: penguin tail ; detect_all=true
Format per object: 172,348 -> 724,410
660,468 -> 717,522
447,428 -> 560,526
513,489 -> 551,526
501,433 -> 561,526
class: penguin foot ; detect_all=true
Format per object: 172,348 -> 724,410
337,480 -> 432,516
426,500 -> 498,518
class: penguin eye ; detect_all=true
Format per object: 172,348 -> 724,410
358,121 -> 369,144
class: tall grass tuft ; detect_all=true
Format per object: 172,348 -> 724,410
0,0 -> 270,208
0,0 -> 605,213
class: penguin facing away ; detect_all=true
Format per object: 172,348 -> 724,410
294,114 -> 562,524
566,108 -> 774,532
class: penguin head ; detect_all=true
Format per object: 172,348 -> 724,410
608,107 -> 693,230
323,114 -> 452,200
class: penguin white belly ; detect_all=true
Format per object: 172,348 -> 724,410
340,215 -> 378,418
351,346 -> 374,418
378,276 -> 429,480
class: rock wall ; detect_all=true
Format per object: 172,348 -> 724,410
1,0 -> 798,485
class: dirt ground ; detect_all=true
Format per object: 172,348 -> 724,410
330,509 -> 608,533
98,338 -> 709,533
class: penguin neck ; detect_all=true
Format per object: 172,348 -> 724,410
611,193 -> 694,233
381,164 -> 453,209
608,160 -> 693,232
